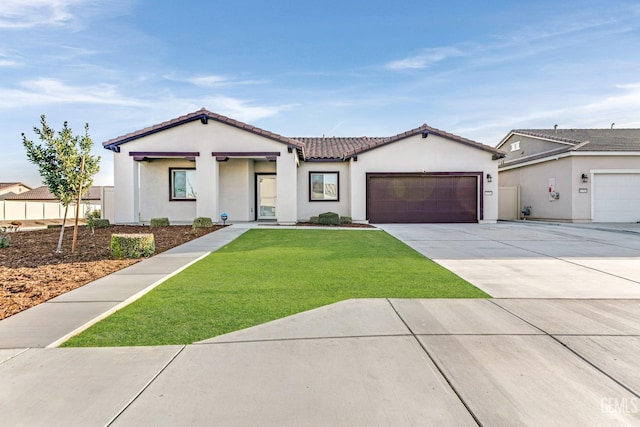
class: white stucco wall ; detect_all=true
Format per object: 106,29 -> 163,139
349,134 -> 500,223
296,161 -> 351,220
499,154 -> 640,221
110,119 -> 297,224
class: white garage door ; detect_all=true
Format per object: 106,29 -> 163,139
593,173 -> 640,222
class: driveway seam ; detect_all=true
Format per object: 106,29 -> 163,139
104,345 -> 187,427
0,348 -> 29,366
486,239 -> 640,286
193,333 -> 413,345
488,300 -> 640,399
385,298 -> 483,427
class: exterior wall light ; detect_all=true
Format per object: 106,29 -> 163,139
486,173 -> 492,182
581,173 -> 589,183
421,130 -> 429,138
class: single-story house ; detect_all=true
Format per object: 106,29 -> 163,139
497,128 -> 640,222
102,108 -> 505,225
0,182 -> 31,200
3,185 -> 104,221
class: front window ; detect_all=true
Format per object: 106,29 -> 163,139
170,168 -> 197,200
310,172 -> 339,201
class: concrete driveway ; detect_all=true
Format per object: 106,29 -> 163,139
378,222 -> 640,298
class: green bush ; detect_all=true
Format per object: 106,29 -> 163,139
110,233 -> 155,259
150,217 -> 170,227
87,209 -> 101,219
340,216 -> 352,224
192,217 -> 213,228
309,216 -> 320,224
318,212 -> 340,226
93,219 -> 110,228
47,224 -> 63,229
0,227 -> 10,248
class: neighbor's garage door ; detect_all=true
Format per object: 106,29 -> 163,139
367,174 -> 479,223
593,173 -> 640,222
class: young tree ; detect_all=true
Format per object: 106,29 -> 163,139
23,115 -> 100,253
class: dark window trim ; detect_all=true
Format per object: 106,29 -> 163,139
169,167 -> 197,201
309,171 -> 340,202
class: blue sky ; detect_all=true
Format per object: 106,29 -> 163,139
1,0 -> 639,187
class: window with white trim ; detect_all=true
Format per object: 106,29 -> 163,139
170,168 -> 197,200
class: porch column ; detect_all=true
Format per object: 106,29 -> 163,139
114,155 -> 140,224
276,152 -> 297,224
196,155 -> 218,220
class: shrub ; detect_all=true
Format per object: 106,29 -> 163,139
93,219 -> 110,228
87,209 -> 101,219
0,227 -> 10,248
47,224 -> 63,229
340,216 -> 352,224
150,217 -> 170,227
309,216 -> 320,224
192,217 -> 213,228
318,212 -> 340,226
110,233 -> 155,259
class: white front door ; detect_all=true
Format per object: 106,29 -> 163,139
258,175 -> 277,220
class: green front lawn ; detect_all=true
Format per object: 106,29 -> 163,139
63,229 -> 489,347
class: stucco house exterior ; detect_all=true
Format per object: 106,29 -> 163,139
103,108 -> 505,225
0,182 -> 31,200
497,128 -> 640,222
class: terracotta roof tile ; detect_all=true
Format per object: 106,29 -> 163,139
0,182 -> 29,190
5,186 -> 101,201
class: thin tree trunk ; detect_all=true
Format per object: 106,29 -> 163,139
56,205 -> 69,254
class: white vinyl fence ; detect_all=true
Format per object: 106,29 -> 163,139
0,187 -> 114,222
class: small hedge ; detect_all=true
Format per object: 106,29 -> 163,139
110,233 -> 155,259
318,212 -> 340,226
150,217 -> 170,227
340,216 -> 352,224
92,219 -> 110,228
47,224 -> 63,229
192,217 -> 213,228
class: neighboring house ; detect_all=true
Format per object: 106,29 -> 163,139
0,182 -> 31,200
102,108 -> 505,225
3,185 -> 104,221
497,128 -> 640,222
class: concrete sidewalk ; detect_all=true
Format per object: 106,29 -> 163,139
2,298 -> 639,426
0,224 -> 250,349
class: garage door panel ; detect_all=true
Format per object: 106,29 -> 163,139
593,174 -> 640,222
367,175 -> 478,223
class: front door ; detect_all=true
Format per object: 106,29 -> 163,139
257,174 -> 277,220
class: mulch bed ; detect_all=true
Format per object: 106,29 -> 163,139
0,225 -> 222,320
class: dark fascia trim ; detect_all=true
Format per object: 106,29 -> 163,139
130,151 -> 200,162
304,158 -> 344,162
105,116 -> 208,152
211,151 -> 281,157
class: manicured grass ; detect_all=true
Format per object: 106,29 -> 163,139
63,229 -> 489,347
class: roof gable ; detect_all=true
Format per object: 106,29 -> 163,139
101,109 -> 505,161
296,124 -> 505,161
102,108 -> 306,155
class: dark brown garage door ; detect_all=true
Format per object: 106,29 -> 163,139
367,174 -> 479,223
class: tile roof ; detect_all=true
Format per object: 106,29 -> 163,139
5,186 -> 101,201
102,109 -> 505,161
507,129 -> 640,151
102,108 -> 306,154
0,182 -> 30,191
296,124 -> 505,160
499,128 -> 640,168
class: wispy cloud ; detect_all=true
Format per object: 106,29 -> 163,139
0,78 -> 145,108
0,0 -> 90,29
385,47 -> 465,70
164,73 -> 267,87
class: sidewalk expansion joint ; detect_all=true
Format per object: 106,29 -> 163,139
0,348 -> 29,366
104,345 -> 186,427
385,298 -> 483,427
488,300 -> 640,400
194,333 -> 413,345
